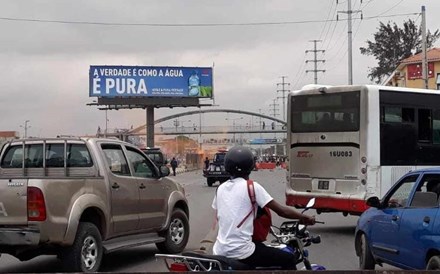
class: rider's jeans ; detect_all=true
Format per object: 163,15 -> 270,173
239,242 -> 297,270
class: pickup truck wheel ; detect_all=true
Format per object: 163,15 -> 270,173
62,222 -> 103,272
207,178 -> 215,187
156,208 -> 189,253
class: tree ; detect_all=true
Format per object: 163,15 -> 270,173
360,19 -> 439,83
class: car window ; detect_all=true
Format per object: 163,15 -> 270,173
409,174 -> 440,207
67,144 -> 93,167
101,144 -> 130,176
1,143 -> 93,169
386,174 -> 419,208
126,147 -> 154,178
1,145 -> 24,168
46,144 -> 65,167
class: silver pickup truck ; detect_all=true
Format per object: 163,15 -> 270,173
0,137 -> 189,272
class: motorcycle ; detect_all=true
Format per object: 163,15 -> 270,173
156,198 -> 325,271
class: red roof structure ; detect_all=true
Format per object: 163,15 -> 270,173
400,48 -> 440,65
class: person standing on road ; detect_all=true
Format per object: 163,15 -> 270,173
204,157 -> 210,170
212,146 -> 316,269
170,157 -> 178,176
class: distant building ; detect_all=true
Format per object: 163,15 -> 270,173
384,48 -> 440,90
0,131 -> 19,147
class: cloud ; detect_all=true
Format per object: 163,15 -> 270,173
0,0 -> 439,137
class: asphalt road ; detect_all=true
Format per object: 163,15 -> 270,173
0,169 -> 397,272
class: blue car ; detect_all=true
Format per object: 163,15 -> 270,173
355,168 -> 440,270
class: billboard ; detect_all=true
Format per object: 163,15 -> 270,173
89,66 -> 213,98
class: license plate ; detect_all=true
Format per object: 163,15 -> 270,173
318,180 -> 329,190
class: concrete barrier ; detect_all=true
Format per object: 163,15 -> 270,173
255,162 -> 277,169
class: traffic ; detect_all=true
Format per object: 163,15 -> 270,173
3,85 -> 440,272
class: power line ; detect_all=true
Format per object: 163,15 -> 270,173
376,0 -> 405,17
319,0 -> 336,40
0,12 -> 419,27
321,5 -> 339,46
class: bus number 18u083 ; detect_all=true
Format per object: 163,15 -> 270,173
286,84 -> 440,216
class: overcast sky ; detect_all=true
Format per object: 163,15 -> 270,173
1,0 -> 439,138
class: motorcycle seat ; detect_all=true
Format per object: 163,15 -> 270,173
182,251 -> 253,270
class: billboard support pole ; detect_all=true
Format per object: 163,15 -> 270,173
146,106 -> 155,147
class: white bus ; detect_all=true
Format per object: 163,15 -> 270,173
286,84 -> 440,216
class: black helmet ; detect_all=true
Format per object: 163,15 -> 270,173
225,146 -> 255,178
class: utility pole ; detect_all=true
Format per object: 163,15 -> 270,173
269,98 -> 279,119
277,76 -> 290,122
305,40 -> 326,84
337,0 -> 362,85
258,109 -> 263,157
421,5 -> 429,89
269,99 -> 279,139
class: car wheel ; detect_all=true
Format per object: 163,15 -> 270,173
427,255 -> 440,270
358,233 -> 375,270
207,178 -> 215,187
156,208 -> 189,253
61,222 -> 103,272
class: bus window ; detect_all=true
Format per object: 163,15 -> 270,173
402,108 -> 415,123
433,110 -> 440,144
383,107 -> 414,123
418,109 -> 431,142
291,91 -> 359,133
384,107 -> 402,123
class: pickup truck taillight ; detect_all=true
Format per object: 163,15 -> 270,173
27,187 -> 46,221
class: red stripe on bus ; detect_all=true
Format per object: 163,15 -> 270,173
286,195 -> 369,215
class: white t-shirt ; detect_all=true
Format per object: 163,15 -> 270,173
212,177 -> 273,259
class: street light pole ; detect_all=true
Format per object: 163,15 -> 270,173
20,120 -> 30,138
225,117 -> 243,145
173,119 -> 179,155
104,109 -> 109,138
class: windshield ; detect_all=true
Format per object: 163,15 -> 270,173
291,91 -> 360,133
213,153 -> 226,163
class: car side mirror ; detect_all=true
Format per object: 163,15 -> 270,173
366,196 -> 381,208
160,165 -> 170,177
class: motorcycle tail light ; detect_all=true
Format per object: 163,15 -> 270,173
170,262 -> 189,272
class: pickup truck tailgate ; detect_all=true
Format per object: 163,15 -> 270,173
0,179 -> 28,225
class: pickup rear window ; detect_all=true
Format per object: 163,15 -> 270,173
0,143 -> 93,168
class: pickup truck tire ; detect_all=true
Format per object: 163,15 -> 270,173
156,208 -> 189,254
61,222 -> 103,272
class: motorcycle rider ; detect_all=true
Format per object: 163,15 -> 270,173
212,146 -> 316,269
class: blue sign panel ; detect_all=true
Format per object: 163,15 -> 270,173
248,138 -> 282,144
89,65 -> 213,98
